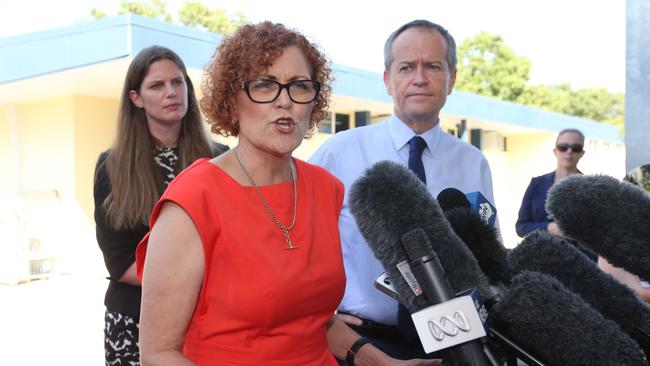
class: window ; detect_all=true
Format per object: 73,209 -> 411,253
317,112 -> 334,134
335,113 -> 350,133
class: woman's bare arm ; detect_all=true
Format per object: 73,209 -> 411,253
139,202 -> 204,366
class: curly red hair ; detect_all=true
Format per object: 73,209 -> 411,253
201,21 -> 333,137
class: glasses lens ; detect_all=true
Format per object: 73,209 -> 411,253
288,80 -> 319,103
247,79 -> 280,103
570,144 -> 584,153
556,143 -> 583,152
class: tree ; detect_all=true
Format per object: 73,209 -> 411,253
457,32 -> 625,135
90,9 -> 108,19
517,83 -> 571,113
456,32 -> 531,102
566,88 -> 624,131
117,0 -> 172,22
90,0 -> 246,35
178,2 -> 246,35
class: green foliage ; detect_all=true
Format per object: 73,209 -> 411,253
456,32 -> 531,102
178,1 -> 246,35
565,88 -> 622,122
117,0 -> 170,20
517,83 -> 571,113
90,9 -> 108,19
457,32 -> 624,134
89,0 -> 246,35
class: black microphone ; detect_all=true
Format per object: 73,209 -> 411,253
350,161 -> 646,365
546,174 -> 650,281
349,161 -> 492,300
497,270 -> 648,366
350,161 -> 549,364
401,228 -> 493,366
508,230 -> 650,356
349,161 -> 493,365
401,229 -> 456,303
437,187 -> 471,211
437,188 -> 511,286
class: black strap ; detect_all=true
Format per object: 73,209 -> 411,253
345,337 -> 372,366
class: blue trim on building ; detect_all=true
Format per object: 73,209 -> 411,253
445,91 -> 621,142
0,14 -> 221,84
331,64 -> 392,103
0,14 -> 621,143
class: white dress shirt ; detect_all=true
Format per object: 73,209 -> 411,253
309,114 -> 496,325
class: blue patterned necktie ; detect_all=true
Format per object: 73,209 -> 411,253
408,136 -> 427,184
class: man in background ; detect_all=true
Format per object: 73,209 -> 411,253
310,19 -> 496,359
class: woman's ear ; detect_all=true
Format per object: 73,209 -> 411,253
129,90 -> 144,108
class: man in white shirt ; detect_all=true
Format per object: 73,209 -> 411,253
309,20 -> 496,360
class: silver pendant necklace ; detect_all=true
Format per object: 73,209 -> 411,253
235,148 -> 299,250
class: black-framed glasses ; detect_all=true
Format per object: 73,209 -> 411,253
556,143 -> 584,153
241,79 -> 321,104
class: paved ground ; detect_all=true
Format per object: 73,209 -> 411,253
0,274 -> 107,365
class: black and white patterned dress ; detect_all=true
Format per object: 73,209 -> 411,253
153,146 -> 179,186
102,146 -> 179,366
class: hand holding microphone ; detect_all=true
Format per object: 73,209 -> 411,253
545,221 -> 564,237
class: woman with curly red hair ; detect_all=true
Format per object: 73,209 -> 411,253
135,22 -> 437,366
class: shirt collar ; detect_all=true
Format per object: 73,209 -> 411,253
387,113 -> 441,152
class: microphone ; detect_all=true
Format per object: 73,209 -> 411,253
349,161 -> 491,301
350,161 -> 645,365
350,161 -> 549,364
437,188 -> 497,227
437,188 -> 510,286
508,230 -> 650,356
401,228 -> 493,365
348,203 -> 430,312
496,270 -> 647,366
401,228 -> 456,303
349,161 -> 493,364
546,174 -> 650,281
493,268 -> 649,365
465,191 -> 497,226
437,187 -> 471,211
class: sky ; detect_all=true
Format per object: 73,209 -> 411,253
0,0 -> 626,93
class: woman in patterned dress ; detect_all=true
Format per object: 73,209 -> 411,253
93,45 -> 227,365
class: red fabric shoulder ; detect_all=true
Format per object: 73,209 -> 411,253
136,158 -> 217,281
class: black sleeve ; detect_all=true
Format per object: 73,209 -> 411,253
93,151 -> 148,280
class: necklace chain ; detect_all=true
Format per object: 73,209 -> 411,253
234,148 -> 299,249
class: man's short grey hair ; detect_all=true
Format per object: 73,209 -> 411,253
384,19 -> 457,72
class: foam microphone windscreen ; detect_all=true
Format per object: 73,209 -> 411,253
546,174 -> 650,281
349,160 -> 491,300
443,207 -> 511,285
496,270 -> 647,366
508,230 -> 650,354
347,212 -> 430,312
437,187 -> 471,211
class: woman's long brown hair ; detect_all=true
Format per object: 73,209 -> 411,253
101,46 -> 216,229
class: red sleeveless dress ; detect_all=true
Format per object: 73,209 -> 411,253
137,158 -> 345,365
